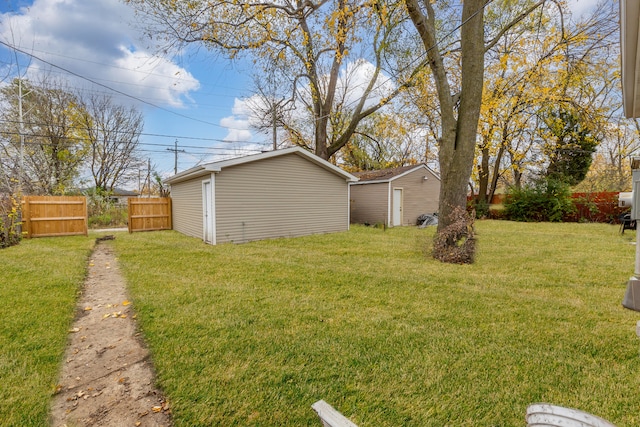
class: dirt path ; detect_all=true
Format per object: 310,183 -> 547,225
49,239 -> 173,427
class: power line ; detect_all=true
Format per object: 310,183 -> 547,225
0,118 -> 259,144
0,129 -> 263,153
0,39 -> 230,130
4,43 -> 249,95
167,140 -> 186,174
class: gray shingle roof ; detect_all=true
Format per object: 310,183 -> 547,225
352,164 -> 424,182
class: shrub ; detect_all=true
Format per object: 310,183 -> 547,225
472,198 -> 490,219
432,205 -> 476,264
0,194 -> 21,249
504,178 -> 575,222
85,190 -> 128,229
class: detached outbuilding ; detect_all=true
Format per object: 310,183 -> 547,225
164,147 -> 358,244
350,164 -> 440,227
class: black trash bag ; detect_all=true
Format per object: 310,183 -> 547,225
417,213 -> 438,228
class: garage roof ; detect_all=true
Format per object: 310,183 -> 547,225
164,146 -> 359,185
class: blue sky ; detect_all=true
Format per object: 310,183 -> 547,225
0,0 -> 602,181
0,0 -> 267,180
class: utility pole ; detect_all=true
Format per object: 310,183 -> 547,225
272,103 -> 277,151
166,140 -> 185,175
18,78 -> 25,196
146,158 -> 151,197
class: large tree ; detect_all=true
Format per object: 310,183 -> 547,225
0,77 -> 88,195
126,0 -> 413,160
79,94 -> 145,192
403,0 -> 552,261
402,0 -> 484,236
576,118 -> 640,192
474,2 -> 618,203
539,106 -> 598,186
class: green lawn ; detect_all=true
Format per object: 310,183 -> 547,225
2,223 -> 638,426
0,236 -> 94,426
111,222 -> 640,426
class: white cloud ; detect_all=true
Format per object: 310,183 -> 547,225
0,0 -> 199,107
231,98 -> 253,116
337,59 -> 396,108
220,59 -> 396,144
220,115 -> 252,142
567,0 -> 599,19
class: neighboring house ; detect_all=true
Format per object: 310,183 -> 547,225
81,187 -> 139,205
350,164 -> 440,227
108,188 -> 139,205
164,147 -> 358,245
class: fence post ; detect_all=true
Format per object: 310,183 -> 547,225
21,197 -> 31,239
128,198 -> 133,234
81,197 -> 88,236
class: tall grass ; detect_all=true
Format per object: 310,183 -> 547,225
0,236 -> 93,425
113,222 -> 640,426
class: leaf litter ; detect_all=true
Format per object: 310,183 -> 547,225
49,240 -> 172,427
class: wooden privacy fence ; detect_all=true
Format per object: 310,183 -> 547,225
128,197 -> 172,233
21,196 -> 88,238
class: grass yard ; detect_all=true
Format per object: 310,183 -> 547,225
0,236 -> 94,425
112,221 -> 640,426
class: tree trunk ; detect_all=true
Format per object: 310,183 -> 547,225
436,0 -> 485,234
477,144 -> 490,205
488,144 -> 506,203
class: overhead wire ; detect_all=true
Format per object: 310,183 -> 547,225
0,39 -> 246,131
0,118 -> 261,145
0,0 -> 498,163
0,0 -> 495,126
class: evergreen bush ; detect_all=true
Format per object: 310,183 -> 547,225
504,178 -> 576,222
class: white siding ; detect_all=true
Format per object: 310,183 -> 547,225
215,153 -> 348,244
169,176 -> 205,239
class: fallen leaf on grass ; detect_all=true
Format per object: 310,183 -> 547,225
122,300 -> 131,306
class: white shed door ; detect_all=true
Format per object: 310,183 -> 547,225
202,180 -> 213,244
393,188 -> 403,226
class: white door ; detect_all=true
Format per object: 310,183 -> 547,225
202,181 -> 213,244
393,188 -> 403,226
